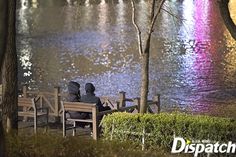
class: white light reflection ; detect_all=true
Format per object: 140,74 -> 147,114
98,0 -> 108,33
100,0 -> 106,5
179,0 -> 195,39
32,0 -> 39,8
21,0 -> 28,9
83,0 -> 93,27
137,0 -> 148,30
19,47 -> 33,77
85,0 -> 90,7
116,0 -> 125,41
97,0 -> 111,67
64,1 -> 75,31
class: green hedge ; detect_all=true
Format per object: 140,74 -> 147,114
101,112 -> 236,149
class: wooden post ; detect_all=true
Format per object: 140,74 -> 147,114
118,91 -> 126,108
116,101 -> 120,110
34,107 -> 37,134
72,121 -> 76,136
133,97 -> 140,112
142,128 -> 145,150
54,87 -> 60,123
153,94 -> 160,113
110,120 -> 115,140
22,84 -> 28,98
62,101 -> 66,137
92,106 -> 98,140
22,85 -> 28,121
39,95 -> 43,111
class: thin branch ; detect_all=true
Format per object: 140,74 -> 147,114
162,4 -> 191,37
162,5 -> 181,39
161,8 -> 185,21
131,0 -> 143,55
148,0 -> 165,35
151,0 -> 156,20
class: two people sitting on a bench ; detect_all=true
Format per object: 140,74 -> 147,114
67,81 -> 111,121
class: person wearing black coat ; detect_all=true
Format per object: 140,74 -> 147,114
80,83 -> 111,112
67,81 -> 89,120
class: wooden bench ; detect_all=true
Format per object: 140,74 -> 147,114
18,97 -> 49,133
61,101 -> 138,140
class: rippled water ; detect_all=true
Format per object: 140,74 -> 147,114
16,0 -> 236,116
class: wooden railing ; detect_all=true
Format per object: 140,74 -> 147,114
0,85 -> 161,120
117,91 -> 161,113
21,85 -> 61,118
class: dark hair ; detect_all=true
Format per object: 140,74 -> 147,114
68,81 -> 80,94
85,83 -> 95,93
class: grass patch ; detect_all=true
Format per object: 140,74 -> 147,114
5,132 -> 175,157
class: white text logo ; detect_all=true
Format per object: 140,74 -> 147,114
171,137 -> 236,157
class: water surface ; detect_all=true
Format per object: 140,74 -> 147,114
17,0 -> 236,116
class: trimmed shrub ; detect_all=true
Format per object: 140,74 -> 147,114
101,112 -> 236,149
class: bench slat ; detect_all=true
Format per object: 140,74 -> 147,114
66,118 -> 93,123
64,104 -> 96,109
18,103 -> 32,107
64,102 -> 96,108
65,107 -> 93,112
18,98 -> 34,107
18,112 -> 47,116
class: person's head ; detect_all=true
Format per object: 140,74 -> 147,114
68,81 -> 80,96
85,83 -> 95,94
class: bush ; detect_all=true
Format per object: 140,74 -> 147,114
5,133 -> 170,157
101,112 -> 236,149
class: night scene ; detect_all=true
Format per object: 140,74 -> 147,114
0,0 -> 236,156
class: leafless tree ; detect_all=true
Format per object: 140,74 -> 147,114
131,0 -> 165,113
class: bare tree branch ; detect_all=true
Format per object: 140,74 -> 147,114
131,0 -> 143,55
151,0 -> 156,20
148,0 -> 165,35
161,7 -> 184,21
218,0 -> 236,40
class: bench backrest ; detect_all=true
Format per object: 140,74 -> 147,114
18,97 -> 36,109
61,101 -> 97,113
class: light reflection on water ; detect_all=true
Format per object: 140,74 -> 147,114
16,0 -> 236,116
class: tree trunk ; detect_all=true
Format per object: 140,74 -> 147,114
139,0 -> 155,114
0,120 -> 5,157
2,0 -> 18,133
0,1 -> 8,156
140,38 -> 151,113
219,0 -> 236,40
0,0 -> 7,67
132,0 -> 164,113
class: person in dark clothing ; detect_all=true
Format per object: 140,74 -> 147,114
80,83 -> 111,112
67,81 -> 88,120
67,81 -> 81,102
